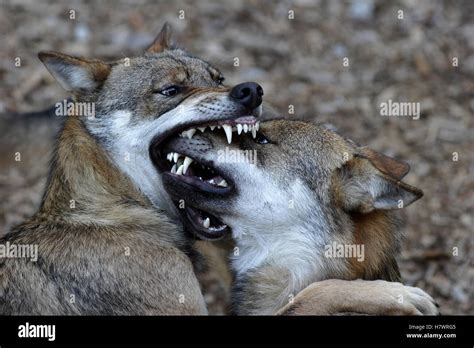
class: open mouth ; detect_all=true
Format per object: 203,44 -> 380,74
151,115 -> 260,150
178,117 -> 260,144
150,116 -> 260,240
160,139 -> 233,240
182,204 -> 229,240
152,116 -> 259,192
164,151 -> 230,191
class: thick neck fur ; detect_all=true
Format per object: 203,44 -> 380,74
35,117 -> 184,248
231,209 -> 402,315
2,117 -> 207,315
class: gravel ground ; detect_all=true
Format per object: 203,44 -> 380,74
0,0 -> 472,314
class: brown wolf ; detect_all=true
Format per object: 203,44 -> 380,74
0,24 -> 265,314
160,119 -> 439,315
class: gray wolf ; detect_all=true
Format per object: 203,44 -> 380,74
0,23 -> 264,314
160,119 -> 439,315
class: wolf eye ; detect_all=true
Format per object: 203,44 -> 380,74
158,86 -> 181,97
254,132 -> 270,144
217,76 -> 225,85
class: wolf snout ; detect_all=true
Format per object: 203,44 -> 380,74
229,82 -> 264,110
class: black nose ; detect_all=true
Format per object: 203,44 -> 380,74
229,82 -> 264,110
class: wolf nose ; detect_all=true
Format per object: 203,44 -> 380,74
229,82 -> 264,110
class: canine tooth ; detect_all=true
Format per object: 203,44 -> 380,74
243,124 -> 248,133
171,164 -> 177,174
210,125 -> 216,131
251,126 -> 257,138
183,156 -> 193,174
237,124 -> 243,135
223,124 -> 233,144
217,179 -> 228,187
167,153 -> 173,161
173,153 -> 179,163
203,217 -> 210,228
176,164 -> 184,175
255,122 -> 260,131
198,127 -> 206,132
184,129 -> 196,139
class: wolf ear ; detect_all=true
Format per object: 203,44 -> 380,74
358,147 -> 410,180
38,51 -> 111,95
337,154 -> 423,214
146,22 -> 172,53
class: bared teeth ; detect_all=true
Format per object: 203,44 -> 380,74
203,217 -> 210,228
223,125 -> 233,144
171,164 -> 177,174
217,179 -> 228,187
181,129 -> 196,139
167,153 -> 173,161
251,125 -> 257,138
176,164 -> 184,175
183,156 -> 193,174
178,121 -> 261,144
173,153 -> 180,163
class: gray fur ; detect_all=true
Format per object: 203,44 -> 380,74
0,25 -> 260,315
162,119 -> 425,315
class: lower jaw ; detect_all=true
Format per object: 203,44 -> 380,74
178,204 -> 230,241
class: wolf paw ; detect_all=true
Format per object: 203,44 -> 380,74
276,279 -> 439,316
380,281 -> 439,315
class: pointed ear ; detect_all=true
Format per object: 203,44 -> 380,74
337,156 -> 423,214
146,22 -> 173,53
358,147 -> 410,180
38,51 -> 111,94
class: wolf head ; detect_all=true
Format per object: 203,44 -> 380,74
38,23 -> 264,215
162,119 -> 423,278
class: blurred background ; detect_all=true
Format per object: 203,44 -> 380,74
0,0 -> 472,314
